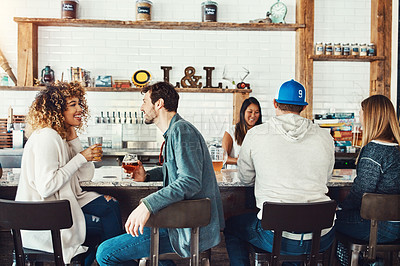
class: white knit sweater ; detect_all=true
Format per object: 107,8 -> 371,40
15,128 -> 99,263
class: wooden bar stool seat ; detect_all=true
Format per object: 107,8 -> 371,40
252,200 -> 337,266
0,198 -> 85,266
332,193 -> 400,266
139,198 -> 211,266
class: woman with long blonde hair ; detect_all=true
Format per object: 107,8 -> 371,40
336,95 -> 400,244
15,82 -> 123,265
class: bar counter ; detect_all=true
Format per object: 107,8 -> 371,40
0,167 -> 353,265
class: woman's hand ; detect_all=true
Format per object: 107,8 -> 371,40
66,126 -> 78,141
80,144 -> 103,161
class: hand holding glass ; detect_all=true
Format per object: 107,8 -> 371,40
122,154 -> 139,178
210,147 -> 227,172
87,136 -> 103,161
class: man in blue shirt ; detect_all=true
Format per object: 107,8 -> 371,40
96,82 -> 224,265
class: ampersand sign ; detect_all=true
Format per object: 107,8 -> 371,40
180,66 -> 202,88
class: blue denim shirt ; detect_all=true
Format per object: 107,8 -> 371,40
142,113 -> 225,257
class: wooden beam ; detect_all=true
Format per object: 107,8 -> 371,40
13,17 -> 305,32
310,55 -> 385,62
296,0 -> 314,119
370,0 -> 391,97
232,92 -> 249,125
17,23 -> 37,86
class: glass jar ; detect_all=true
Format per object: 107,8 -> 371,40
315,42 -> 324,55
136,0 -> 152,21
325,42 -> 333,55
368,43 -> 376,56
343,43 -> 350,55
201,1 -> 218,22
351,43 -> 359,56
360,43 -> 368,56
334,43 -> 342,55
61,0 -> 79,19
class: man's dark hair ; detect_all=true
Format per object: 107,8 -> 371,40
276,102 -> 304,113
141,82 -> 179,112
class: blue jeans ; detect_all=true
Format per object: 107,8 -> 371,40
82,195 -> 124,266
96,227 -> 176,266
224,212 -> 335,266
336,209 -> 400,243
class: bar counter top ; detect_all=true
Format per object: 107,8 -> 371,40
0,167 -> 355,187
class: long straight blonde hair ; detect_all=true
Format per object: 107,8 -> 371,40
361,95 -> 400,147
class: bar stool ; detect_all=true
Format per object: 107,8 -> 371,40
139,198 -> 211,266
0,198 -> 85,266
333,193 -> 400,266
253,200 -> 337,266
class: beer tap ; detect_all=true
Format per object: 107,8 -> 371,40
129,112 -> 133,124
6,106 -> 13,133
135,112 -> 138,124
117,111 -> 121,124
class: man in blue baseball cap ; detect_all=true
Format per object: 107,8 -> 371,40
224,79 -> 335,265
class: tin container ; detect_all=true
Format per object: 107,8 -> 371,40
136,0 -> 152,21
201,1 -> 218,22
61,0 -> 78,19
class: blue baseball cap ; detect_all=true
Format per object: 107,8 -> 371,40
275,79 -> 308,106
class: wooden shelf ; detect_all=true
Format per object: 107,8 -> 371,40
0,86 -> 251,94
309,55 -> 385,62
13,17 -> 305,32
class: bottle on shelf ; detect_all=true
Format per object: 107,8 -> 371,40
315,42 -> 324,55
360,43 -> 367,56
334,43 -> 342,56
324,43 -> 333,55
351,43 -> 359,56
342,43 -> 350,55
368,43 -> 376,56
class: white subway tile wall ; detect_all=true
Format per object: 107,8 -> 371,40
0,0 -> 371,144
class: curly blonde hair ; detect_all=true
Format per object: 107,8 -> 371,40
26,81 -> 89,139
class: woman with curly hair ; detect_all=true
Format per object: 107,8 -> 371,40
15,82 -> 123,265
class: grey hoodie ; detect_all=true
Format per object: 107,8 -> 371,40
238,113 -> 335,223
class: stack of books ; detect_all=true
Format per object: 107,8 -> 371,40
314,113 -> 356,153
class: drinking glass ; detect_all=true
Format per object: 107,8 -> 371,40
87,136 -> 103,161
122,153 -> 139,178
209,146 -> 227,173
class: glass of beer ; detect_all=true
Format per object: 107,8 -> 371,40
122,153 -> 139,178
209,146 -> 227,173
87,136 -> 103,161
